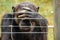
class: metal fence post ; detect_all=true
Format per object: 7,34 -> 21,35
55,0 -> 60,40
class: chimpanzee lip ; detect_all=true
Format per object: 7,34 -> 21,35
20,27 -> 31,30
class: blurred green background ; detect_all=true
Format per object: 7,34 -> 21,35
0,0 -> 54,40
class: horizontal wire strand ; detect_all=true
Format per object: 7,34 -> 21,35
0,32 -> 48,34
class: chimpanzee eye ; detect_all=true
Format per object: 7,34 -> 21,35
18,13 -> 23,15
26,9 -> 32,12
17,13 -> 24,16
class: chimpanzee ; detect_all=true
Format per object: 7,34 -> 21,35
1,2 -> 48,40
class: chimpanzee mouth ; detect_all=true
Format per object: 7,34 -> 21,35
19,19 -> 32,30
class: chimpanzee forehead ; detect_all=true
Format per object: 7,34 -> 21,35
14,2 -> 38,12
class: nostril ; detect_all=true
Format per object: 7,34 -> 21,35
23,19 -> 30,23
20,19 -> 31,26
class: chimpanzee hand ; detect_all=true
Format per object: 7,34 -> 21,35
23,12 -> 47,26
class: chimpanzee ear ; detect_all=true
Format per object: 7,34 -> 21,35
37,6 -> 39,12
12,6 -> 15,12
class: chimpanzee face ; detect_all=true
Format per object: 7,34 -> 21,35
12,2 -> 39,31
14,9 -> 35,31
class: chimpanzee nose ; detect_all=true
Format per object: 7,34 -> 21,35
19,19 -> 31,26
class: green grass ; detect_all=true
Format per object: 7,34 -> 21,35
48,28 -> 54,40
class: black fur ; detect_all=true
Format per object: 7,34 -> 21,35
1,2 -> 48,40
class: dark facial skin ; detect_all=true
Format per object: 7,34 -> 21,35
14,10 -> 35,31
12,2 -> 39,30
